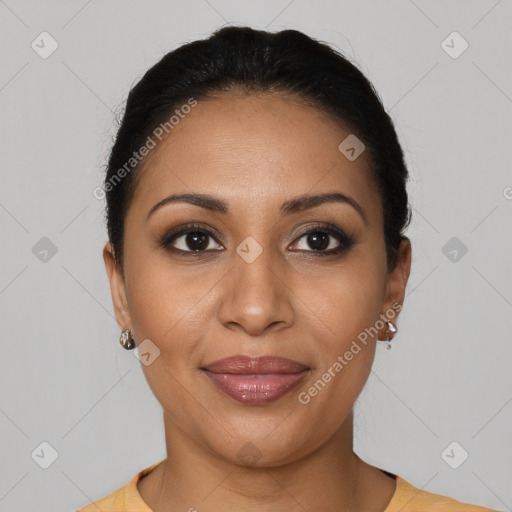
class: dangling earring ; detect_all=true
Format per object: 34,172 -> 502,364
385,321 -> 397,350
119,328 -> 136,350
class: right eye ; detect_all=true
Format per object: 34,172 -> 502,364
160,224 -> 224,255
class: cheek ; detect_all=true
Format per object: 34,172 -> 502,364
125,252 -> 214,345
126,262 -> 211,426
294,344 -> 374,451
289,257 -> 384,406
290,256 -> 385,346
293,266 -> 382,428
124,259 -> 224,415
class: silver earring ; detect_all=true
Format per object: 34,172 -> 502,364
120,329 -> 136,350
384,321 -> 397,350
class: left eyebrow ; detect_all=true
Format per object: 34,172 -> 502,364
146,191 -> 367,226
280,192 -> 367,225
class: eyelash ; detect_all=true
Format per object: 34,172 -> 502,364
160,222 -> 355,257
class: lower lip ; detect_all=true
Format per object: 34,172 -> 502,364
202,370 -> 309,404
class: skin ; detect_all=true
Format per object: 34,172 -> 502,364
103,91 -> 412,512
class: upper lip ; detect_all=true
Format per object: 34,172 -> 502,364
202,355 -> 310,374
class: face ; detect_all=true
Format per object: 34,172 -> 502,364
104,92 -> 411,467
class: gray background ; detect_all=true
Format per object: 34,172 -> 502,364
0,1 -> 510,511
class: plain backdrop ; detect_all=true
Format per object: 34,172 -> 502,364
0,1 -> 510,511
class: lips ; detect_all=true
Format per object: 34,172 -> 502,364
201,355 -> 310,404
203,355 -> 310,374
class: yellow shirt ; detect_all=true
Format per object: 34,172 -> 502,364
76,459 -> 497,511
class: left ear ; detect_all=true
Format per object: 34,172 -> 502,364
378,238 -> 412,339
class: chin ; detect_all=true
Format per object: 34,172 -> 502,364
206,427 -> 312,469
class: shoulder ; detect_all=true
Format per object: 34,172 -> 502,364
77,485 -> 125,511
75,459 -> 165,512
76,479 -> 139,512
385,475 -> 498,512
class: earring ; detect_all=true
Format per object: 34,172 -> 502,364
384,321 -> 397,350
120,328 -> 136,350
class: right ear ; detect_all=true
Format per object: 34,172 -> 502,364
103,241 -> 132,331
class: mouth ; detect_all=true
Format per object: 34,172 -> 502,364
201,355 -> 310,405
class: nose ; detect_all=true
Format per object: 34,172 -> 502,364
216,244 -> 294,337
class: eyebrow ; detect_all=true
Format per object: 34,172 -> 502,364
146,191 -> 367,225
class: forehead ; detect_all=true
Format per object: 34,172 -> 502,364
127,92 -> 381,223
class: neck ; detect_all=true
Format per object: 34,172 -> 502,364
138,409 -> 394,512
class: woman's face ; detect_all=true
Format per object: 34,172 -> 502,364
104,92 -> 411,466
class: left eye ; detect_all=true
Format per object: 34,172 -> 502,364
289,227 -> 355,254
